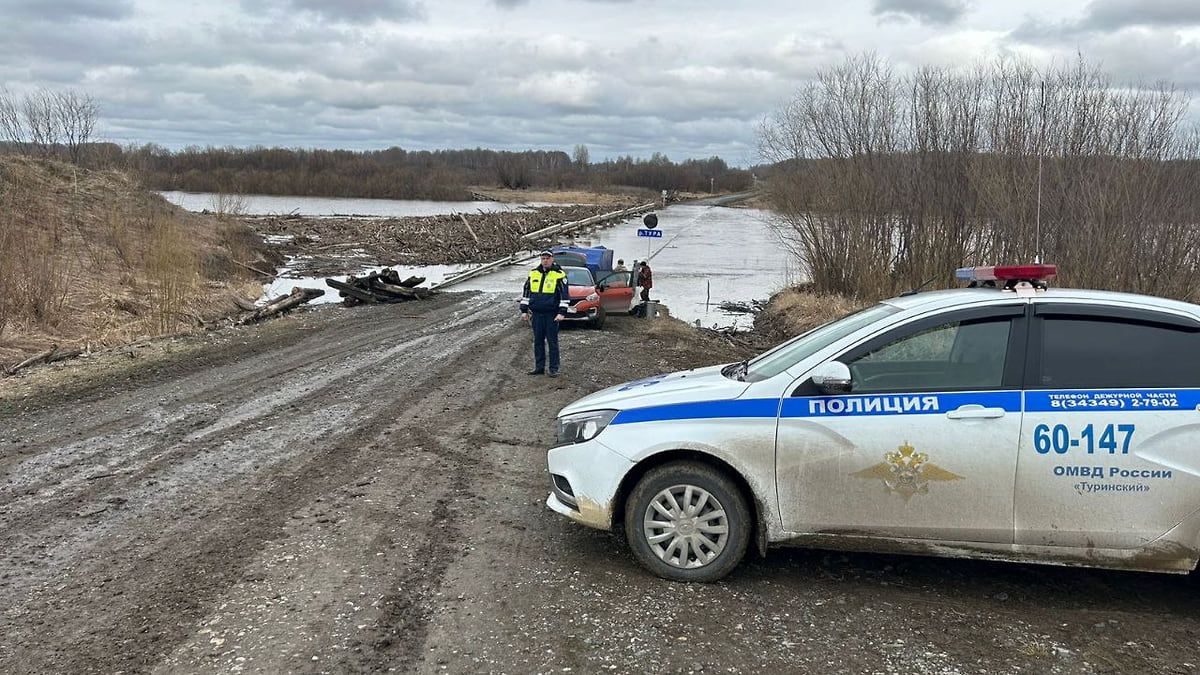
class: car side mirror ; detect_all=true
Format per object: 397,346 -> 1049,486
810,361 -> 853,395
597,283 -> 607,292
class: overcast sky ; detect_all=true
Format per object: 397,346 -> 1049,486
2,0 -> 1198,164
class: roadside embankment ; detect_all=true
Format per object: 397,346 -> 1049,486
753,285 -> 869,345
0,156 -> 276,364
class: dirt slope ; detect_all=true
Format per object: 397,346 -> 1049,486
1,296 -> 1198,674
0,156 -> 274,364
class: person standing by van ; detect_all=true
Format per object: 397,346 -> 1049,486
637,260 -> 653,302
520,250 -> 569,377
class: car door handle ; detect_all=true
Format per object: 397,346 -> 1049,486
946,405 -> 1006,420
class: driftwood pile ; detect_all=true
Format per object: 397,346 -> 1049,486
254,204 -> 621,266
326,269 -> 433,307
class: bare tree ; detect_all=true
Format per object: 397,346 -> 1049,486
0,88 -> 99,162
54,90 -> 98,163
761,53 -> 1200,302
572,144 -> 590,171
0,88 -> 24,152
23,89 -> 60,158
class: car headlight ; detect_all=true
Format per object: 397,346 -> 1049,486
556,409 -> 618,445
586,292 -> 599,302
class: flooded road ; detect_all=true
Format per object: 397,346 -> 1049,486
259,203 -> 800,330
452,204 -> 801,329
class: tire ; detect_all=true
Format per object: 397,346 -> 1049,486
623,461 -> 751,582
590,306 -> 607,329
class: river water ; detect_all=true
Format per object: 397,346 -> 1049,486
164,193 -> 800,330
158,191 -> 532,217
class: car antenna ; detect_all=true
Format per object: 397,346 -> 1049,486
899,276 -> 937,297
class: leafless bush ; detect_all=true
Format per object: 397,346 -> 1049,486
760,54 -> 1200,301
0,89 -> 23,153
0,212 -> 74,334
146,217 -> 199,335
0,87 -> 98,163
209,191 -> 248,219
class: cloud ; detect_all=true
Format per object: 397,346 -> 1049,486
243,0 -> 427,23
1011,0 -> 1200,43
1080,0 -> 1200,31
3,0 -> 135,22
6,0 -> 1199,163
872,0 -> 968,26
1004,21 -> 1200,90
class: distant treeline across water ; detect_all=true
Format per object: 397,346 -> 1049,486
82,145 -> 755,201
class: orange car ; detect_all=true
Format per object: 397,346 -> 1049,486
560,265 -> 636,328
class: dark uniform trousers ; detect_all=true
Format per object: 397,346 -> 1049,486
531,312 -> 560,373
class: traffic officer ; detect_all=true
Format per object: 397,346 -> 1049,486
520,250 -> 569,377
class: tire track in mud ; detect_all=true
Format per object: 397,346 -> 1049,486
0,292 -> 530,674
338,320 -> 531,673
0,294 -> 501,526
153,306 -> 533,673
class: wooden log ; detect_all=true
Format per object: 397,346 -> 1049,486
369,279 -> 421,300
326,278 -> 377,303
5,344 -> 59,377
47,349 -> 84,364
398,275 -> 426,288
459,213 -> 479,243
232,259 -> 276,278
237,287 -> 325,325
232,296 -> 258,312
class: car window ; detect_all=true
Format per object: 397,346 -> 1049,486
563,267 -> 594,286
845,317 -> 1013,393
1036,317 -> 1200,388
742,304 -> 899,381
597,272 -> 629,287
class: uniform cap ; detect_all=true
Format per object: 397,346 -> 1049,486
539,250 -> 554,256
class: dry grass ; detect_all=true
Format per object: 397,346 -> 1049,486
0,155 -> 273,364
754,287 -> 870,345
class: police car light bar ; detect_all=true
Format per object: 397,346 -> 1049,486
955,264 -> 1057,283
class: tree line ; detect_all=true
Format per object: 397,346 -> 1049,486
759,54 -> 1200,303
115,144 -> 752,199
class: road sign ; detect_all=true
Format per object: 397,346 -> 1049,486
643,213 -> 658,229
637,229 -> 663,238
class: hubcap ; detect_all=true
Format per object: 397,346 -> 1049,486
642,484 -> 729,569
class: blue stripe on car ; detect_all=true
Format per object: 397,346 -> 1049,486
609,389 -> 1198,426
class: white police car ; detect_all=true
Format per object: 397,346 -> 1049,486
546,265 -> 1200,581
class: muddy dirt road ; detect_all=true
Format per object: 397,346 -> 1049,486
2,294 -> 1199,674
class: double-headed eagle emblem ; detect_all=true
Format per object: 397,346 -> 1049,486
853,441 -> 962,500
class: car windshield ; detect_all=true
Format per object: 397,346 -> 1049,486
564,267 -> 594,286
737,303 -> 900,381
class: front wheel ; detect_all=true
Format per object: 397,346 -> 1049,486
590,305 -> 606,329
623,461 -> 751,582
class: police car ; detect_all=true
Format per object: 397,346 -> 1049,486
546,265 -> 1200,582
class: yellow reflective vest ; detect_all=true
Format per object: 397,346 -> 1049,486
521,264 -> 570,314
